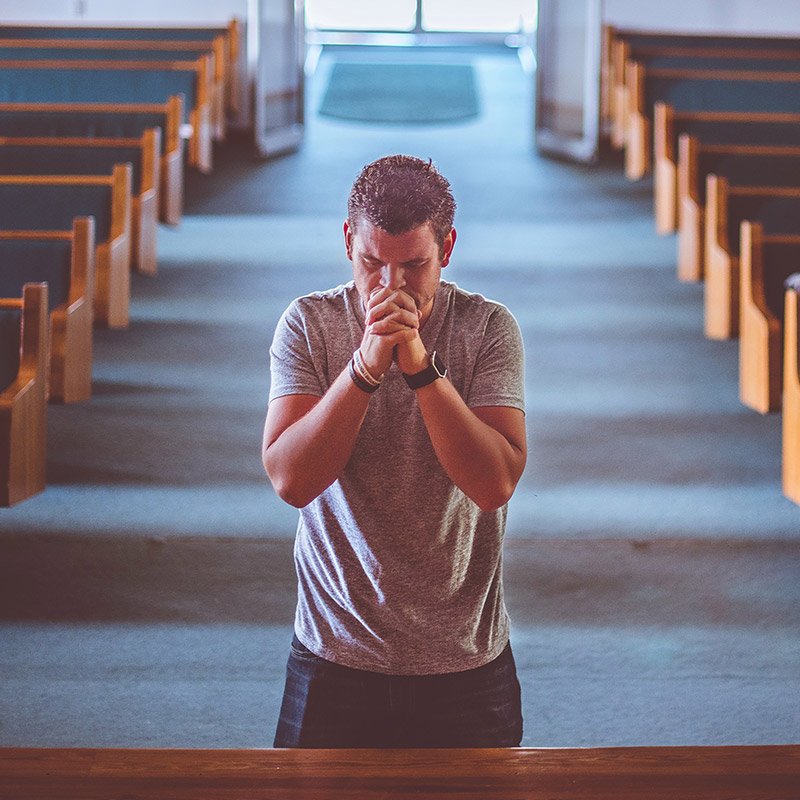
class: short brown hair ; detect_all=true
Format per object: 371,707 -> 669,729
347,155 -> 456,251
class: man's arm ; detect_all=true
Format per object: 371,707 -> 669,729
415,380 -> 527,512
263,289 -> 417,509
262,368 -> 371,508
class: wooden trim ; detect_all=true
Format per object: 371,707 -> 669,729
647,67 -> 800,81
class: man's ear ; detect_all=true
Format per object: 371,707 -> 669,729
440,228 -> 457,268
343,219 -> 353,260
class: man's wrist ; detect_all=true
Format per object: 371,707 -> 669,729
403,351 -> 447,390
349,349 -> 383,394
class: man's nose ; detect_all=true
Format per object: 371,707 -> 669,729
380,264 -> 405,289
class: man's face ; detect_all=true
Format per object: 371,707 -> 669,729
344,218 -> 455,325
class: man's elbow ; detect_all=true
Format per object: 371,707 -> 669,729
472,476 -> 519,512
263,453 -> 312,509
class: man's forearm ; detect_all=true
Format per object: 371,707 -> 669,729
263,366 -> 371,508
415,378 -> 527,511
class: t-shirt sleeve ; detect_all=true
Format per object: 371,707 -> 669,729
269,299 -> 326,402
465,304 -> 525,412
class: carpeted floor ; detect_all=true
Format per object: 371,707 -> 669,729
319,62 -> 479,123
0,46 -> 798,749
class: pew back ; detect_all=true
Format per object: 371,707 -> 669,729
0,219 -> 95,403
0,165 -> 132,328
0,98 -> 183,225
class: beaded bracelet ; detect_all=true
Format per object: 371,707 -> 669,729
349,358 -> 380,393
353,349 -> 382,387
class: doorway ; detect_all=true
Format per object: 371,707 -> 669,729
306,0 -> 536,36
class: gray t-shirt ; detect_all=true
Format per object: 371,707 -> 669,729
269,279 -> 525,674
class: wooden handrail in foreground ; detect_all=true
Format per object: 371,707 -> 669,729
0,745 -> 798,799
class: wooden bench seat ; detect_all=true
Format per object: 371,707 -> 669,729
0,219 -> 95,404
0,59 -> 211,173
0,282 -> 48,507
0,98 -> 183,225
704,177 -> 800,340
1,745 -> 799,799
783,275 -> 800,505
653,102 -> 800,234
607,32 -> 800,148
625,64 -> 800,180
603,26 -> 800,131
0,19 -> 241,116
0,165 -> 131,328
677,136 -> 800,282
0,131 -> 160,276
0,40 -> 224,143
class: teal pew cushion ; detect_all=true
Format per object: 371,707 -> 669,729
0,110 -> 171,155
0,239 -> 72,310
648,77 -> 800,114
0,68 -> 195,121
0,25 -> 226,42
0,145 -> 143,192
0,184 -> 111,240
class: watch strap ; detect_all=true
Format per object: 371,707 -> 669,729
403,351 -> 447,390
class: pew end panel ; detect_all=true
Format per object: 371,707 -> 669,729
132,127 -> 161,275
0,282 -> 48,507
739,221 -> 786,414
624,61 -> 651,180
703,174 -> 737,338
677,133 -> 704,282
783,277 -> 800,505
161,94 -> 185,225
95,163 -> 133,329
653,102 -> 678,233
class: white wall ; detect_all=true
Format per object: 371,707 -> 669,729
0,0 -> 246,25
604,0 -> 800,36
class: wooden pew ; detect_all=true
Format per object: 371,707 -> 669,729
0,164 -> 132,329
0,98 -> 184,226
740,216 -> 800,414
0,40 -> 223,144
653,102 -> 800,234
0,58 -> 212,173
0,131 -> 160,276
625,63 -> 800,180
704,176 -> 800,340
0,282 -> 48,507
0,18 -> 242,117
607,30 -> 800,149
783,275 -> 800,506
1,745 -> 799,799
676,135 -> 800,282
0,219 -> 95,404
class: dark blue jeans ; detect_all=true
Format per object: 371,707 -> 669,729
273,635 -> 523,748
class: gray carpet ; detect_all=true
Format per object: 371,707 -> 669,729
319,61 -> 479,123
0,47 -> 798,749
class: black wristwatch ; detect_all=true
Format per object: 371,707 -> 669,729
403,351 -> 447,390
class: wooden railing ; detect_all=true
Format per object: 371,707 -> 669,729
0,745 -> 798,799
